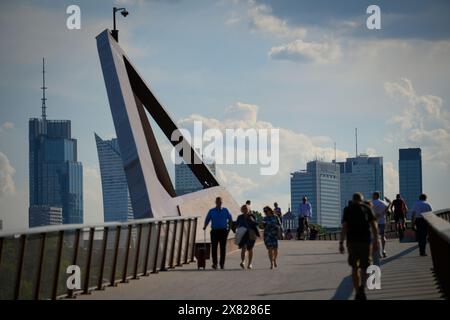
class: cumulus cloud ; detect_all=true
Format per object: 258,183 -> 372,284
177,102 -> 348,209
0,152 -> 16,198
0,122 -> 14,133
384,78 -> 450,167
83,166 -> 104,224
384,161 -> 399,198
269,39 -> 342,64
247,2 -> 306,38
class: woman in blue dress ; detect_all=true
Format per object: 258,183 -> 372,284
261,206 -> 282,269
235,204 -> 260,269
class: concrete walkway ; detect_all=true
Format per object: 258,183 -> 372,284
77,240 -> 444,300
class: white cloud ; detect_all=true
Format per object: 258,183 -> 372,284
384,161 -> 399,199
269,39 -> 342,64
0,122 -> 14,133
0,152 -> 16,198
83,166 -> 103,224
384,78 -> 450,168
177,101 -> 348,210
216,168 -> 258,196
247,2 -> 307,38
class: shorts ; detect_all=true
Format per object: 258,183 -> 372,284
347,242 -> 371,269
378,223 -> 385,236
394,212 -> 405,223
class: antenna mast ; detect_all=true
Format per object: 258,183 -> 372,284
355,128 -> 358,157
41,58 -> 47,120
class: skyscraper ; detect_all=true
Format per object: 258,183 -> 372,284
399,148 -> 423,211
338,155 -> 384,212
95,133 -> 134,222
290,160 -> 341,228
175,160 -> 216,196
29,59 -> 83,227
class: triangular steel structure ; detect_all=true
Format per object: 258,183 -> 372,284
96,29 -> 239,222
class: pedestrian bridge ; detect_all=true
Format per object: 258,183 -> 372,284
0,210 -> 448,300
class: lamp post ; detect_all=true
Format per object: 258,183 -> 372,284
112,7 -> 129,42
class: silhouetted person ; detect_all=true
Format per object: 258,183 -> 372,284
411,194 -> 432,256
340,193 -> 379,300
246,200 -> 252,212
203,197 -> 234,269
392,194 -> 408,233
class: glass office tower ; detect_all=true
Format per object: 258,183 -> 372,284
338,155 -> 384,212
29,118 -> 83,227
290,161 -> 341,228
95,133 -> 134,222
399,148 -> 423,211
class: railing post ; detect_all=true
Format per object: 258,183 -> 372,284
68,229 -> 81,298
83,228 -> 95,294
151,222 -> 162,274
109,226 -> 121,286
34,233 -> 46,300
176,219 -> 185,267
121,224 -> 133,283
160,221 -> 171,271
97,227 -> 108,290
0,237 -> 3,267
142,223 -> 153,276
190,218 -> 198,262
14,234 -> 27,300
183,219 -> 191,264
51,230 -> 64,300
169,220 -> 178,269
133,224 -> 143,279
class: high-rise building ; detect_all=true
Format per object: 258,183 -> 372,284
28,59 -> 83,227
399,148 -> 422,211
175,160 -> 216,196
338,155 -> 384,212
29,205 -> 63,227
95,133 -> 134,222
290,161 -> 341,228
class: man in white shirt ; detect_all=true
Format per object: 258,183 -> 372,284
411,194 -> 433,256
371,192 -> 389,261
298,196 -> 312,240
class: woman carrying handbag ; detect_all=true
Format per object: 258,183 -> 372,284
235,204 -> 260,270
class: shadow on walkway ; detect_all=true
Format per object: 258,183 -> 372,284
331,244 -> 419,300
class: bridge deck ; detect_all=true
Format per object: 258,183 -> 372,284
77,240 -> 444,300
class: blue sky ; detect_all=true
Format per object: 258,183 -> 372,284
1,0 -> 450,230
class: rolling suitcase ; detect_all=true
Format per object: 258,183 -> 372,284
195,231 -> 210,270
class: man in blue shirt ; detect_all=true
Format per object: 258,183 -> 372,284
203,197 -> 234,269
411,194 -> 433,256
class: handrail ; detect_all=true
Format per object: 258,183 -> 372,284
0,216 -> 199,300
423,209 -> 450,299
0,215 -> 197,238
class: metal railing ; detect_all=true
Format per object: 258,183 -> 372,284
423,209 -> 450,299
0,216 -> 198,300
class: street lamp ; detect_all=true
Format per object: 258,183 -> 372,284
112,7 -> 129,42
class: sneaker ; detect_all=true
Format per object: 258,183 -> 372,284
420,253 -> 427,257
382,251 -> 387,258
212,264 -> 217,270
240,262 -> 245,269
220,265 -> 224,269
247,264 -> 253,269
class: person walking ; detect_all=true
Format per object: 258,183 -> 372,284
260,206 -> 282,269
203,197 -> 234,269
392,194 -> 408,236
339,193 -> 379,300
371,192 -> 389,259
298,196 -> 312,240
235,204 -> 260,269
411,194 -> 433,256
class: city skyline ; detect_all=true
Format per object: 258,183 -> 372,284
1,0 -> 450,231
